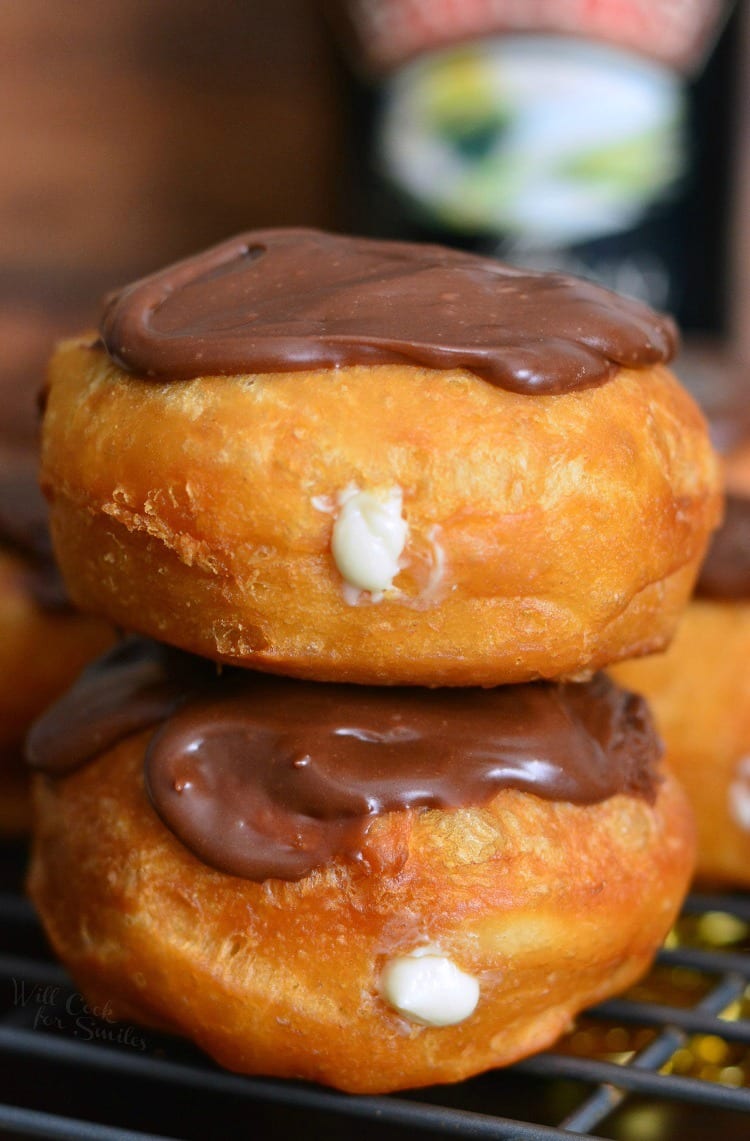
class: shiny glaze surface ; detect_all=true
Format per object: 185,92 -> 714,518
101,229 -> 677,393
28,639 -> 662,881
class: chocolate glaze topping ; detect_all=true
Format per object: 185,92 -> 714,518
0,447 -> 67,610
673,343 -> 750,455
696,494 -> 750,600
26,639 -> 203,776
28,639 -> 662,882
671,345 -> 750,599
100,229 -> 677,394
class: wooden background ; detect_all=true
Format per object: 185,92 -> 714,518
0,1 -> 344,443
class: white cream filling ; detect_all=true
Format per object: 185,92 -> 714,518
330,485 -> 408,594
729,755 -> 750,831
380,946 -> 479,1027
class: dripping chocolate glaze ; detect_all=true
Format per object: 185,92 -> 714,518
100,229 -> 677,394
28,639 -> 662,882
0,447 -> 67,610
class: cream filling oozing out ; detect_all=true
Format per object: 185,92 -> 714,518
330,485 -> 408,596
380,946 -> 480,1027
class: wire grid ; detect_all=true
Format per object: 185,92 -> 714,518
2,844 -> 750,1141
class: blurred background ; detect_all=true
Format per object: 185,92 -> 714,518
0,0 -> 744,445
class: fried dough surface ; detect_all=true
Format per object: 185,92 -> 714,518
613,600 -> 750,886
0,549 -> 111,833
29,733 -> 694,1092
41,341 -> 720,684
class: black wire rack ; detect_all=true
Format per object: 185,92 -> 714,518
3,842 -> 750,1141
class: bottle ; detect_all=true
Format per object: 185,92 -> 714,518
334,0 -> 735,328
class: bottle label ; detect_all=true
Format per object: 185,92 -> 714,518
378,36 -> 686,252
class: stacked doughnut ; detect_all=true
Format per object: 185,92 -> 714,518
0,443 -> 111,834
613,351 -> 750,886
27,230 -> 721,1092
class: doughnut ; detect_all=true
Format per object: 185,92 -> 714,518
0,444 -> 111,834
26,639 -> 695,1093
612,410 -> 750,886
40,229 -> 721,685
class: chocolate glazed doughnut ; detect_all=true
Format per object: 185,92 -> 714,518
612,415 -> 750,886
27,639 -> 695,1093
27,639 -> 662,878
0,445 -> 111,833
41,229 -> 721,684
29,232 -> 705,1091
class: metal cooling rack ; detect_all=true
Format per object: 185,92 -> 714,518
2,842 -> 750,1141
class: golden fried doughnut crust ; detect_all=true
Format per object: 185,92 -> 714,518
612,599 -> 750,887
0,549 -> 111,834
28,732 -> 694,1093
41,339 -> 721,685
612,445 -> 750,885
